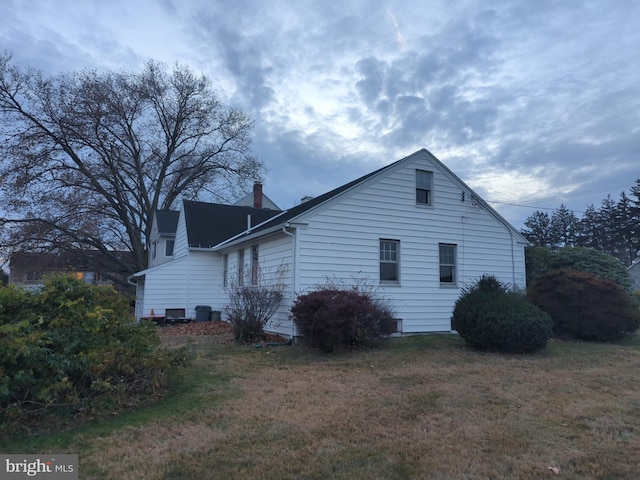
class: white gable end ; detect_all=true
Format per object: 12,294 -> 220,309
269,150 -> 526,333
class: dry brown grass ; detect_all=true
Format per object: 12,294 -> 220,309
54,335 -> 640,478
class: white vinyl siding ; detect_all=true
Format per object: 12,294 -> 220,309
136,251 -> 222,320
172,208 -> 189,258
285,150 -> 526,333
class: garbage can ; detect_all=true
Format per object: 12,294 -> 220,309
210,310 -> 221,322
195,305 -> 211,322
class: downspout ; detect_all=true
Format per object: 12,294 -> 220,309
508,227 -> 517,287
282,223 -> 297,339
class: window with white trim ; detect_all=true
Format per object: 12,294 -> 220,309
380,239 -> 400,283
237,249 -> 245,285
416,170 -> 433,206
251,245 -> 259,285
223,254 -> 229,287
439,243 -> 457,285
165,239 -> 174,257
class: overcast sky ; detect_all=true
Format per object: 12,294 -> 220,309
2,0 -> 639,228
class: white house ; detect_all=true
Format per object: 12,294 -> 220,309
131,149 -> 529,336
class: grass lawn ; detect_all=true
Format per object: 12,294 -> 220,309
2,329 -> 640,479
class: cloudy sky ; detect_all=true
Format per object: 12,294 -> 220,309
1,0 -> 639,228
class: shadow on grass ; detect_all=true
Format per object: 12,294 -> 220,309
0,363 -> 238,454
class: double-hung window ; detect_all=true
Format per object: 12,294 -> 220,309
165,239 -> 174,257
416,170 -> 433,206
223,254 -> 229,287
439,244 -> 457,285
251,246 -> 259,285
237,249 -> 245,285
380,239 -> 400,283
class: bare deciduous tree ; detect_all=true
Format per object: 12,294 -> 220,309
0,54 -> 263,286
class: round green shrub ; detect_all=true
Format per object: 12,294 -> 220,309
528,269 -> 640,341
452,275 -> 553,353
291,287 -> 396,352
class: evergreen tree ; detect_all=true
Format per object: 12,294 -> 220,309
550,204 -> 578,247
597,195 -> 618,258
629,179 -> 640,262
576,204 -> 601,250
614,192 -> 636,265
522,211 -> 553,247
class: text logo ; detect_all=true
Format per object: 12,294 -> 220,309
1,455 -> 78,479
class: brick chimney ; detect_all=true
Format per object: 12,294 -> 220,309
253,182 -> 263,209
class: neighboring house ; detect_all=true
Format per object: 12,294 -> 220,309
629,260 -> 640,292
131,149 -> 530,336
9,250 -> 134,293
233,183 -> 281,210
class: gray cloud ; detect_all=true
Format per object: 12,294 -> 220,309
2,0 -> 639,227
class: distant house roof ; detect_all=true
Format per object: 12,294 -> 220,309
9,250 -> 135,289
182,200 -> 281,248
155,210 -> 179,235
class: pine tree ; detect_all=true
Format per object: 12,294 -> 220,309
550,204 -> 579,247
522,211 -> 553,247
576,204 -> 601,250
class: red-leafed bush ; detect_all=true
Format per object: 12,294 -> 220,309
291,287 -> 396,352
528,269 -> 640,341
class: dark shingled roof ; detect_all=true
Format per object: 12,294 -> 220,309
244,159 -> 399,236
155,210 -> 179,235
183,200 -> 281,248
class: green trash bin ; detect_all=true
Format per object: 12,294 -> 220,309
195,305 -> 211,322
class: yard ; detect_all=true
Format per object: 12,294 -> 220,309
3,325 -> 640,479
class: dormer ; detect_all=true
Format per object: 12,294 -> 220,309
148,210 -> 179,267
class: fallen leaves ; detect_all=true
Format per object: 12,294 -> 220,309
157,320 -> 233,336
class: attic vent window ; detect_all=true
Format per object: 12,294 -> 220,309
416,170 -> 433,206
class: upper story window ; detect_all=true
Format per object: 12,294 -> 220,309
416,170 -> 433,206
380,239 -> 400,283
165,239 -> 174,257
439,243 -> 457,285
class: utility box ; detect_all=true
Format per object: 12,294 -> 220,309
195,305 -> 211,322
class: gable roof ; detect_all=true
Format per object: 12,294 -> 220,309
155,210 -> 180,235
182,200 -> 281,248
215,148 -> 529,248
